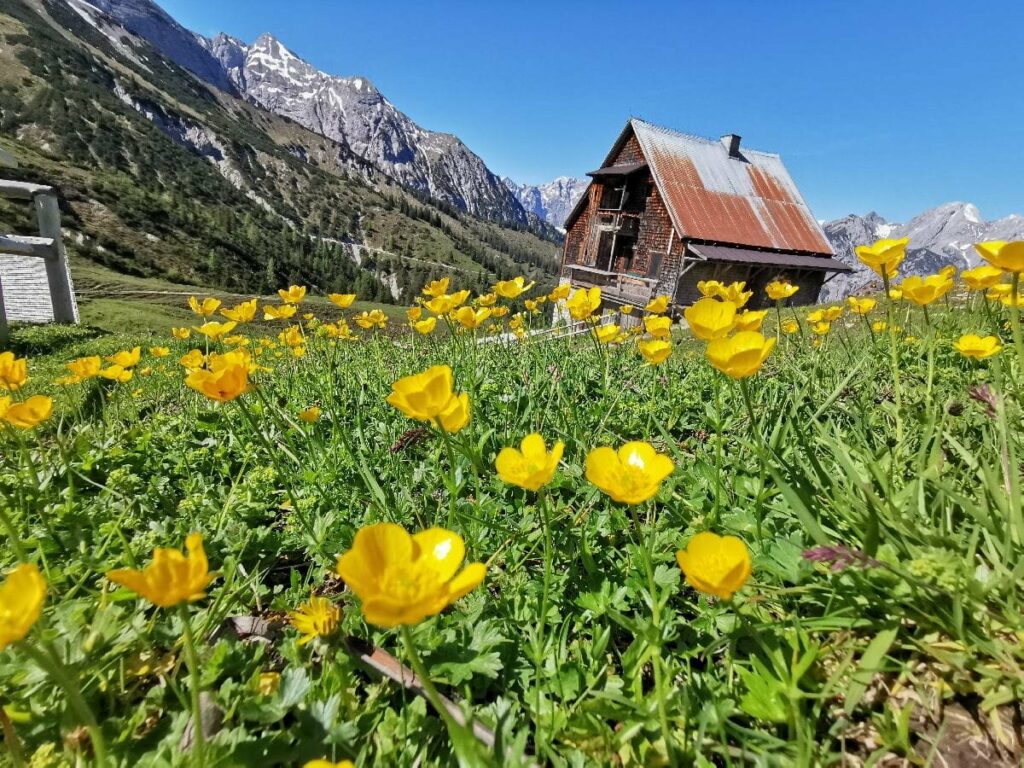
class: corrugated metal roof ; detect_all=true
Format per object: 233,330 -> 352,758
689,243 -> 852,272
586,162 -> 648,178
630,119 -> 833,255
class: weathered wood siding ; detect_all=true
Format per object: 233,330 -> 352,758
0,255 -> 58,322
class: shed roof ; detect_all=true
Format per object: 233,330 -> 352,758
586,162 -> 647,178
688,243 -> 851,273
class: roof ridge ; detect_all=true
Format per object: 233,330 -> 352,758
630,118 -> 780,158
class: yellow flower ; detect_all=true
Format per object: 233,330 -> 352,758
406,306 -> 423,323
811,321 -> 831,336
106,347 -> 141,369
279,325 -> 304,348
508,314 -> 525,331
855,237 -> 909,277
953,334 -> 1002,360
179,350 -> 206,370
264,304 -> 298,321
410,316 -> 435,335
975,240 -> 1024,273
278,285 -> 307,304
620,304 -> 634,315
328,293 -> 356,308
172,327 -> 191,340
303,760 -> 354,768
717,281 -> 752,307
645,295 -> 670,314
566,287 -> 601,320
107,533 -> 213,608
2,395 -> 53,429
422,277 -> 451,298
822,306 -> 844,322
734,309 -> 768,332
289,595 -> 341,645
888,288 -> 903,301
960,265 -> 1004,291
194,321 -> 238,341
638,338 -> 672,365
453,306 -> 491,329
449,289 -> 471,307
336,523 -> 486,627
900,274 -> 953,306
585,442 -> 674,505
476,292 -> 498,307
99,365 -> 133,383
593,323 -> 619,344
846,297 -> 877,315
299,406 -> 321,423
188,296 -> 222,317
998,288 -> 1024,308
781,319 -> 800,335
697,280 -> 724,298
386,365 -> 470,433
354,310 -> 388,329
675,532 -> 751,600
256,672 -> 281,696
548,283 -> 571,302
220,299 -> 258,323
683,297 -> 737,341
424,295 -> 457,315
987,283 -> 1012,301
494,276 -> 535,299
292,346 -> 306,358
766,280 -> 799,301
59,355 -> 102,384
872,321 -> 888,332
0,563 -> 46,651
0,352 -> 28,392
495,433 -> 564,491
643,315 -> 672,339
524,299 -> 540,313
705,331 -> 776,379
149,346 -> 170,358
185,354 -> 250,402
139,367 -> 153,377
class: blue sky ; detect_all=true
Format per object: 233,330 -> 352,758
163,0 -> 1023,223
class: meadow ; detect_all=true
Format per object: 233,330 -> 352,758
1,239 -> 1023,767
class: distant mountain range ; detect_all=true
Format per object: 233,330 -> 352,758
821,202 -> 1024,300
503,177 -> 588,231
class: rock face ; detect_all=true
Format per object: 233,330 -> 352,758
503,176 -> 588,229
821,203 -> 1024,300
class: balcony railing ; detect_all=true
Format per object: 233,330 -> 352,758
565,264 -> 658,306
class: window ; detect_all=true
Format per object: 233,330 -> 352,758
598,183 -> 626,211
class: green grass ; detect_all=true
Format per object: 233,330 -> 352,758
1,289 -> 1023,766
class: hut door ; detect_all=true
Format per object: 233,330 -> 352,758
595,231 -> 615,271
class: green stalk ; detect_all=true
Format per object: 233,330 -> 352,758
1008,272 -> 1024,370
22,642 -> 108,766
0,505 -> 27,562
435,421 -> 461,529
881,270 -> 904,441
178,604 -> 206,766
922,303 -> 936,406
533,489 -> 553,752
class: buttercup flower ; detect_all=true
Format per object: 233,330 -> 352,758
328,293 -> 356,308
414,317 -> 437,335
172,327 -> 191,340
59,355 -> 102,384
264,304 -> 298,321
888,288 -> 903,301
855,237 -> 909,277
424,295 -> 457,315
280,326 -> 304,348
106,347 -> 141,369
278,285 -> 307,304
620,304 -> 634,315
188,296 -> 221,317
705,331 -> 776,379
811,321 -> 832,336
303,760 -> 354,768
697,280 -> 724,298
975,241 -> 1024,273
643,315 -> 672,339
766,280 -> 799,301
289,595 -> 341,645
406,306 -> 423,323
987,283 -> 1012,301
107,533 -> 213,608
0,352 -> 28,392
960,265 -> 1004,291
548,283 -> 571,302
3,395 -> 53,429
179,349 -> 206,371
676,531 -> 751,600
0,563 -> 46,651
683,297 -> 737,341
645,295 -> 670,314
495,433 -> 564,491
822,306 -> 844,322
566,287 -> 601,320
781,319 -> 800,335
594,323 -> 619,344
336,523 -> 486,627
494,276 -> 535,299
194,321 -> 238,341
386,365 -> 470,433
638,338 -> 672,365
354,310 -> 388,330
422,278 -> 451,298
900,274 -> 953,306
734,309 -> 768,332
872,321 -> 888,332
299,406 -> 321,423
449,289 -> 471,308
585,441 -> 674,505
185,353 -> 250,402
476,293 -> 498,307
953,334 -> 1002,360
220,299 -> 258,323
256,672 -> 281,696
453,306 -> 491,329
716,282 -> 752,307
846,297 -> 877,315
149,347 -> 170,358
99,365 -> 133,383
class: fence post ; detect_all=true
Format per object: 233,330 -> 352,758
34,191 -> 78,324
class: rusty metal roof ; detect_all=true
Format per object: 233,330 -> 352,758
688,243 -> 852,272
629,119 -> 833,255
586,162 -> 648,178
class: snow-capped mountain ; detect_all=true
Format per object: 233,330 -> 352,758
503,176 -> 588,229
821,202 -> 1024,300
68,0 -> 529,227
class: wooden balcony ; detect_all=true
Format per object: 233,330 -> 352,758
565,264 -> 658,306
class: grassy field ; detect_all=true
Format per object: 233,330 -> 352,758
1,261 -> 1023,767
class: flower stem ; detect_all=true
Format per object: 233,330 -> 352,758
1008,272 -> 1024,370
534,489 -> 553,751
178,605 -> 206,766
0,703 -> 24,768
0,505 -> 27,562
881,272 -> 904,441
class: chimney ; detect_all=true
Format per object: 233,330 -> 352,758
720,134 -> 742,158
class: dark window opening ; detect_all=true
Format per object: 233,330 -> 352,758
598,183 -> 626,211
